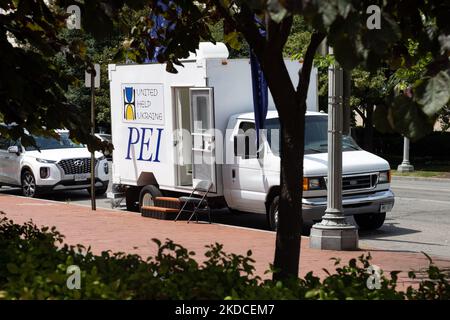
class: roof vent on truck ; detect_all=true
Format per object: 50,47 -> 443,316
186,42 -> 229,62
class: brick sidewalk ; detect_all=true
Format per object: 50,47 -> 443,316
1,194 -> 449,286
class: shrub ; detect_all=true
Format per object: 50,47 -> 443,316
0,213 -> 448,300
353,127 -> 450,164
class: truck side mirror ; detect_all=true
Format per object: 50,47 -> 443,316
7,145 -> 20,155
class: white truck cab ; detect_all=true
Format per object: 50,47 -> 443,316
107,42 -> 394,231
223,111 -> 394,230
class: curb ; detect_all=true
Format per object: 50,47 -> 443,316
392,175 -> 450,183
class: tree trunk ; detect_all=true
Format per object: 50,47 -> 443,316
255,30 -> 323,281
235,12 -> 323,279
274,112 -> 304,281
259,53 -> 305,281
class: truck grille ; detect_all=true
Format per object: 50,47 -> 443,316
58,158 -> 96,175
342,174 -> 378,191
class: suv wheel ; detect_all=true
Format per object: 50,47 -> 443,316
22,170 -> 37,197
354,212 -> 386,231
87,186 -> 108,197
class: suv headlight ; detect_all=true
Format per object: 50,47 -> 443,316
36,158 -> 57,164
303,177 -> 323,191
378,170 -> 391,184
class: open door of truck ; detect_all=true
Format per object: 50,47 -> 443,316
190,88 -> 217,192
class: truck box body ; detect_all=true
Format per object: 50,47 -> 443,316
108,43 -> 318,197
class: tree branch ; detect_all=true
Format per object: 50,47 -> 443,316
235,3 -> 266,55
211,0 -> 236,30
264,14 -> 292,54
211,0 -> 266,55
354,106 -> 366,122
279,15 -> 293,49
296,31 -> 326,106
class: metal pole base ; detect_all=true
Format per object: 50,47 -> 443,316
309,211 -> 359,250
397,162 -> 414,173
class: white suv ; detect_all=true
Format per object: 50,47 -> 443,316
0,130 -> 109,197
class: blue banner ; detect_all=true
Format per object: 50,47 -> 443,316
250,18 -> 268,149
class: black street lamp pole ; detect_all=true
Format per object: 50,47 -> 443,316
90,67 -> 96,211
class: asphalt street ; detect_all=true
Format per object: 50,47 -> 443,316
360,177 -> 450,259
1,169 -> 449,259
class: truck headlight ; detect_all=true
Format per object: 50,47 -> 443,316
378,170 -> 391,184
303,177 -> 322,191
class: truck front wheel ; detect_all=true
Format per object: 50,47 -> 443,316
354,212 -> 386,231
268,195 -> 279,231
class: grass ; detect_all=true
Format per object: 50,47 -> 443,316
392,170 -> 446,178
391,164 -> 450,179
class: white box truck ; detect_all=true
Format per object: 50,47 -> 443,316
108,42 -> 394,231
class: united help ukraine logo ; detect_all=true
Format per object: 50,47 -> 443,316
124,87 -> 136,120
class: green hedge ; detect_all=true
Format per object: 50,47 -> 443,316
353,128 -> 450,164
0,212 -> 448,300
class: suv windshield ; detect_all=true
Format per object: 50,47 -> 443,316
265,115 -> 360,156
25,132 -> 84,151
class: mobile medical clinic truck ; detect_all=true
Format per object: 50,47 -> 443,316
108,42 -> 394,231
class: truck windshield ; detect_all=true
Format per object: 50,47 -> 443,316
265,116 -> 360,156
25,132 -> 85,151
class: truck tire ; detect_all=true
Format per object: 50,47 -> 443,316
21,169 -> 38,198
354,212 -> 386,231
268,195 -> 279,231
139,185 -> 163,209
125,187 -> 141,212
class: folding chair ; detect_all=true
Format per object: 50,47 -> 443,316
174,180 -> 213,223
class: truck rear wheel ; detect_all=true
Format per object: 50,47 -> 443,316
139,185 -> 163,209
268,195 -> 279,231
354,212 -> 386,231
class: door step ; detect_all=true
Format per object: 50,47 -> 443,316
153,197 -> 182,209
141,205 -> 178,220
141,197 -> 191,220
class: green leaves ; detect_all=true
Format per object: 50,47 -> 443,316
416,71 -> 450,117
267,0 -> 289,23
374,95 -> 435,141
0,214 -> 449,300
391,96 -> 434,140
318,0 -> 352,28
6,263 -> 19,274
1,0 -> 90,146
223,31 -> 242,50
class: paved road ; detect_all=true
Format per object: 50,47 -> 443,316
360,178 -> 450,259
1,173 -> 449,259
